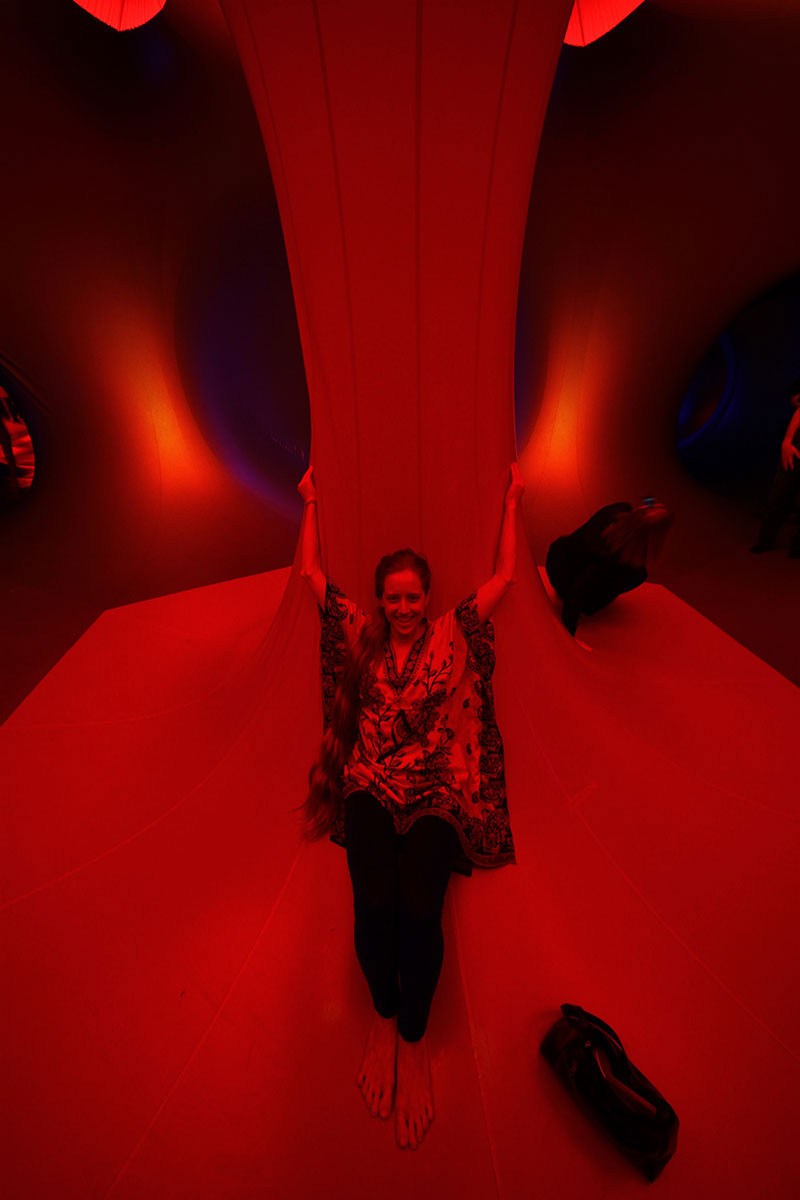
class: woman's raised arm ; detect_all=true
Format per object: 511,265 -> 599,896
298,466 -> 328,607
475,463 -> 525,624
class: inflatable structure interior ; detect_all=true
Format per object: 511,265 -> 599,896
3,1 -> 799,1197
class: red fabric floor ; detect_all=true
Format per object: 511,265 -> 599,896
3,564 -> 799,1198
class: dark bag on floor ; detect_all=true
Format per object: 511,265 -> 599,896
540,1003 -> 679,1182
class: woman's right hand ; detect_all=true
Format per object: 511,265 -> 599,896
298,465 -> 317,502
505,462 -> 525,507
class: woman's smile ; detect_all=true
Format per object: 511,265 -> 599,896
389,611 -> 423,638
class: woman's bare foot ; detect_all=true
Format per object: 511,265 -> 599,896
395,1035 -> 434,1150
356,1013 -> 397,1118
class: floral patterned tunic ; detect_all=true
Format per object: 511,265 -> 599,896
318,581 -> 515,871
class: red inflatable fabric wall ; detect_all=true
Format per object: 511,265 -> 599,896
3,3 -> 799,1198
218,0 -> 573,610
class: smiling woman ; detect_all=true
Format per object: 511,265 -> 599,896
298,462 -> 524,1151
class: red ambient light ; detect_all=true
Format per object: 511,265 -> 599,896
564,0 -> 646,46
72,0 -> 166,32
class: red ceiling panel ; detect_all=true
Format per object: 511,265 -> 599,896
72,0 -> 166,31
565,0 -> 645,45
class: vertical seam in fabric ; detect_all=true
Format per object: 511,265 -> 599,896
415,0 -> 424,552
472,0 -> 519,489
311,0 -> 364,559
144,367 -> 165,566
451,894 -> 504,1198
102,847 -> 307,1196
576,1 -> 586,46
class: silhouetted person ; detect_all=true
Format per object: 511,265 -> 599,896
546,499 -> 674,636
750,381 -> 800,557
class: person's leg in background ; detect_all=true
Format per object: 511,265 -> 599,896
786,475 -> 800,557
752,465 -> 799,553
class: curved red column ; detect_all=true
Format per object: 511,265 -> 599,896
219,0 -> 573,610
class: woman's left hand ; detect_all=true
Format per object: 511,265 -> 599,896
505,462 -> 525,506
781,441 -> 799,471
297,465 -> 318,502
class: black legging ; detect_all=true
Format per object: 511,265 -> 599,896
756,461 -> 800,553
344,790 -> 459,1043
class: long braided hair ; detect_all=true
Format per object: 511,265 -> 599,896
303,548 -> 431,839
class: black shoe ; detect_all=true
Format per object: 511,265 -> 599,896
749,543 -> 773,554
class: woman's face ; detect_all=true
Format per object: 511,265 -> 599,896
380,569 -> 429,640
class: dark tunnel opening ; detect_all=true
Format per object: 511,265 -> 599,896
676,272 -> 800,497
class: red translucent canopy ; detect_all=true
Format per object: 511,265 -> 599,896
565,0 -> 645,46
72,0 -> 166,32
